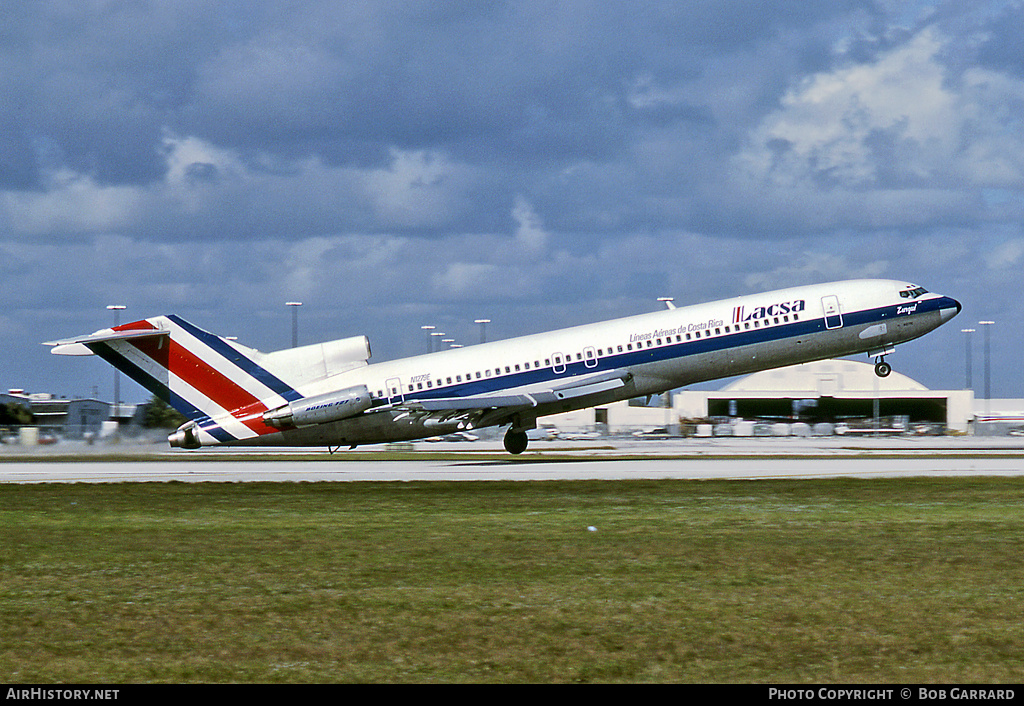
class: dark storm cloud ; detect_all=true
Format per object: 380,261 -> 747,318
6,1 -> 1015,244
3,2 -> 878,208
1,2 -> 223,188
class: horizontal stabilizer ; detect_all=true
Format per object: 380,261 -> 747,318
45,327 -> 169,356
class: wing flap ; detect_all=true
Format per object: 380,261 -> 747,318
417,393 -> 537,411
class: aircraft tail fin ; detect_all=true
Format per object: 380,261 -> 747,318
47,315 -> 304,444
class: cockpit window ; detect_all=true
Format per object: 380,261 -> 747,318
900,286 -> 928,299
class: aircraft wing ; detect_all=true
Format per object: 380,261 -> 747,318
385,368 -> 632,432
412,368 -> 632,413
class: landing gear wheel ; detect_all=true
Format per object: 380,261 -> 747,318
503,429 -> 529,455
874,360 -> 892,378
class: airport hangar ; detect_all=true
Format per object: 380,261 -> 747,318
545,359 -> 975,435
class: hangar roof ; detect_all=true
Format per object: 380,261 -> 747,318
722,359 -> 928,393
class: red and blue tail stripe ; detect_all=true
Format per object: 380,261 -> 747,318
87,315 -> 300,445
166,315 -> 302,404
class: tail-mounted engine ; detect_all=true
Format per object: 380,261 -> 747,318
168,421 -> 201,449
263,385 -> 372,429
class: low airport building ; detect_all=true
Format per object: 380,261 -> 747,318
675,359 -> 975,435
1,389 -> 139,441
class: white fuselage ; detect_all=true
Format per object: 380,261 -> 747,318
244,278 -> 959,448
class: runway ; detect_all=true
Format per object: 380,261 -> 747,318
3,442 -> 1024,483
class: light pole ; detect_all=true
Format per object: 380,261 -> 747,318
106,305 -> 126,409
979,320 -> 994,420
658,297 -> 676,310
421,325 -> 435,353
474,319 -> 491,344
961,328 -> 975,391
431,331 -> 446,351
286,302 -> 302,348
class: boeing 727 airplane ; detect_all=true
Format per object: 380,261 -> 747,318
46,279 -> 960,454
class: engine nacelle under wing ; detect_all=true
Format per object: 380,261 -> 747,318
263,385 -> 372,429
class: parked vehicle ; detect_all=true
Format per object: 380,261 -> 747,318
632,427 -> 673,439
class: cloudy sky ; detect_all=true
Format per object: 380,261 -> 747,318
4,0 -> 1023,402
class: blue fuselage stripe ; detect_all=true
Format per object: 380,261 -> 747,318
383,297 -> 952,406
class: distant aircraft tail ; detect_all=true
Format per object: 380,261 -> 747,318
47,315 -> 304,445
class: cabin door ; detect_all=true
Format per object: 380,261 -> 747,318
552,352 -> 566,374
385,377 -> 405,404
822,295 -> 844,330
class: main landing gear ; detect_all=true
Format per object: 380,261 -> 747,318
503,428 -> 529,455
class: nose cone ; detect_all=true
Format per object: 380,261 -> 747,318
939,296 -> 962,323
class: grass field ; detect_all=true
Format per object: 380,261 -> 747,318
2,477 -> 1023,683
